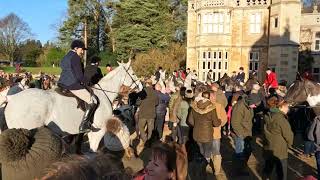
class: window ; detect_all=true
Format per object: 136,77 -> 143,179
225,13 -> 230,33
225,62 -> 228,70
218,52 -> 222,59
313,68 -> 320,81
249,13 -> 261,34
202,72 -> 206,81
274,17 -> 278,28
214,52 -> 217,59
315,32 -> 320,51
213,72 -> 216,80
249,52 -> 259,71
203,13 -> 224,33
208,52 -> 211,59
218,72 -> 221,79
203,61 -> 205,69
218,62 -> 221,69
316,40 -> 320,51
213,62 -> 216,69
203,52 -> 206,59
197,14 -> 201,34
214,13 -> 224,33
208,62 -> 211,69
225,52 -> 228,60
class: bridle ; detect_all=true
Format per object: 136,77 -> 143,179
92,65 -> 140,104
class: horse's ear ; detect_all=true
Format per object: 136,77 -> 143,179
296,72 -> 304,81
127,59 -> 132,67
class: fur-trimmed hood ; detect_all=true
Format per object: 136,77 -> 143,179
191,99 -> 215,114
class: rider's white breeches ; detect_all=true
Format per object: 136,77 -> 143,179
70,89 -> 93,104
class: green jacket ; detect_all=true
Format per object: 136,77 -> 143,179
188,100 -> 221,143
231,98 -> 254,138
216,89 -> 228,108
177,100 -> 189,127
138,87 -> 159,119
264,110 -> 294,159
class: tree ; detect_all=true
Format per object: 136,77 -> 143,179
18,39 -> 43,66
0,13 -> 32,66
59,0 -> 112,58
132,43 -> 186,76
112,0 -> 188,60
112,0 -> 176,60
37,46 -> 66,67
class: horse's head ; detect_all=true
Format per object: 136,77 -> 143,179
285,78 -> 308,106
285,78 -> 320,106
118,60 -> 142,92
243,78 -> 260,92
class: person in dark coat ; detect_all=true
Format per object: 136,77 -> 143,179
155,83 -> 170,140
188,91 -> 221,162
263,100 -> 293,180
136,79 -> 159,154
231,93 -> 260,176
58,40 -> 97,133
84,56 -> 103,86
236,67 -> 245,84
308,116 -> 320,179
155,67 -> 162,82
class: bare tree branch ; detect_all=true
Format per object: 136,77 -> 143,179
0,13 -> 32,66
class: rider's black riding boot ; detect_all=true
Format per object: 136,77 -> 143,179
79,103 -> 97,133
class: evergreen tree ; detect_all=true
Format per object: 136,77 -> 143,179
112,0 -> 177,60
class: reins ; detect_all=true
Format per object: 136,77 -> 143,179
92,65 -> 139,106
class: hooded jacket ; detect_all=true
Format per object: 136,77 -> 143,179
0,127 -> 63,180
188,99 -> 221,143
264,110 -> 294,159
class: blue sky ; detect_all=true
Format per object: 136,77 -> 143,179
0,0 -> 68,44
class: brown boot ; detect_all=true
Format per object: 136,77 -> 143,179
136,140 -> 145,155
213,155 -> 223,175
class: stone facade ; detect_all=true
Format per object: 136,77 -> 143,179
187,0 -> 302,83
300,7 -> 320,81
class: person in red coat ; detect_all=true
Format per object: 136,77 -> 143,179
264,68 -> 278,90
302,71 -> 314,81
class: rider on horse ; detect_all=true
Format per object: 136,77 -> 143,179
58,40 -> 98,133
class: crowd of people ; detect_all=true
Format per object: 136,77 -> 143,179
0,40 -> 318,180
0,63 -> 318,180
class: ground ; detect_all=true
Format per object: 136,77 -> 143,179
135,125 -> 318,180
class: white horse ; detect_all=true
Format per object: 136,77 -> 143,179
4,60 -> 141,152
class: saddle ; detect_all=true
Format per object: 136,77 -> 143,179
55,86 -> 87,111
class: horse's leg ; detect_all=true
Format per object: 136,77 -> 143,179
87,129 -> 105,152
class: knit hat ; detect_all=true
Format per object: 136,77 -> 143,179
247,93 -> 261,106
104,118 -> 130,151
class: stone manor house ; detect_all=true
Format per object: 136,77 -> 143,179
186,0 -> 320,83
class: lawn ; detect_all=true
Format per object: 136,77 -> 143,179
0,66 -> 107,75
0,66 -> 62,75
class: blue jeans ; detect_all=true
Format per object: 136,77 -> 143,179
304,141 -> 315,155
235,137 -> 244,154
212,139 -> 221,156
316,151 -> 320,179
234,136 -> 252,158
